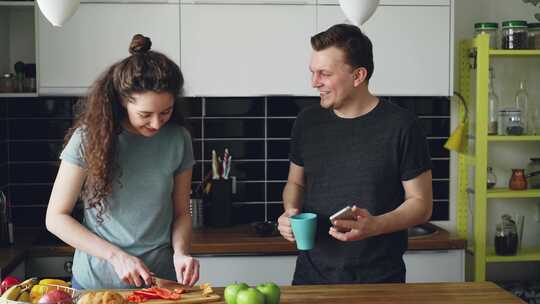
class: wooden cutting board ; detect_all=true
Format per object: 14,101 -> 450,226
117,290 -> 220,304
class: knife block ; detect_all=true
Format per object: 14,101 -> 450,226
204,179 -> 232,227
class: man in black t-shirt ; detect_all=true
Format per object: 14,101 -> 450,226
277,24 -> 433,284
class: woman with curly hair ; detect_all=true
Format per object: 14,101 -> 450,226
45,34 -> 199,290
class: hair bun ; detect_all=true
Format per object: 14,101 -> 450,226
129,34 -> 152,55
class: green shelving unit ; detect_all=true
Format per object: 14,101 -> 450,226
457,34 -> 540,281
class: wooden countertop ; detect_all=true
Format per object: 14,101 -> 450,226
211,282 -> 524,304
1,224 -> 465,276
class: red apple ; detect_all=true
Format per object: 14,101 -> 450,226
38,290 -> 73,304
1,276 -> 21,294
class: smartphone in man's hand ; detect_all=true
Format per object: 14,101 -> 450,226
329,206 -> 356,232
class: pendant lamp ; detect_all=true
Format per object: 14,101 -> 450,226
36,0 -> 80,27
339,0 -> 380,26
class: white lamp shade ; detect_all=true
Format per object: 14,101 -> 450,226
339,0 -> 380,26
37,0 -> 80,27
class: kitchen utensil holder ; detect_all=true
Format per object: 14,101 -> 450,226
205,179 -> 232,227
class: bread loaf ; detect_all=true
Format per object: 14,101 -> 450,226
77,291 -> 126,304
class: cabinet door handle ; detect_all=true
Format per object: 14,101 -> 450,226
64,261 -> 73,274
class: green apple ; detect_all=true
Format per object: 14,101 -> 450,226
235,287 -> 265,304
224,283 -> 249,304
256,282 -> 281,304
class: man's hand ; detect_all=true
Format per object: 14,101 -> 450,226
329,206 -> 382,242
277,208 -> 300,242
173,253 -> 200,287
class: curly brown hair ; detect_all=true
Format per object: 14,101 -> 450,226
65,34 -> 186,222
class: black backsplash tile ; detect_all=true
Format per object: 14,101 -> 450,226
230,203 -> 266,224
9,184 -> 53,206
432,159 -> 450,179
10,141 -> 63,162
0,100 -> 6,117
0,119 -> 7,141
267,161 -> 289,181
187,119 -> 202,139
192,140 -> 202,161
12,206 -> 46,227
234,182 -> 265,203
0,142 -> 7,163
185,98 -> 203,117
192,162 -> 203,182
204,140 -> 265,160
433,180 -> 449,200
205,97 -> 265,117
393,97 -> 450,116
419,118 -> 450,137
9,119 -> 72,140
267,182 -> 285,202
430,201 -> 449,221
429,139 -> 450,158
267,203 -> 285,222
4,95 -> 452,226
8,98 -> 76,118
267,97 -> 319,117
268,140 -> 290,160
10,163 -> 58,183
205,119 -> 265,138
0,164 -> 7,186
267,119 -> 294,138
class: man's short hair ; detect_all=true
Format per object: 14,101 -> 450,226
311,24 -> 374,81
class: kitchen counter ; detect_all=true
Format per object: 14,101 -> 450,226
211,282 -> 523,303
0,224 -> 465,276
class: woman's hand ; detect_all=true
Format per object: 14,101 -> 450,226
109,251 -> 152,287
173,253 -> 200,287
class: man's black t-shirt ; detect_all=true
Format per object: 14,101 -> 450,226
289,100 -> 432,284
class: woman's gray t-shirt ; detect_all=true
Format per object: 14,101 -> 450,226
60,123 -> 195,289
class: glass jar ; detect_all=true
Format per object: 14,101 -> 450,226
509,168 -> 527,190
494,215 -> 518,256
527,158 -> 540,189
528,23 -> 540,50
498,108 -> 524,135
502,20 -> 528,49
487,166 -> 497,189
475,22 -> 499,49
0,73 -> 15,93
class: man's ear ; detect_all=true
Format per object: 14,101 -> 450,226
352,67 -> 368,87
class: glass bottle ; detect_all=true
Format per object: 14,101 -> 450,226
487,167 -> 497,189
488,68 -> 500,135
494,215 -> 518,256
514,80 -> 529,134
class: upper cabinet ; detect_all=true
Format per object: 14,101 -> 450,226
318,3 -> 453,96
38,3 -> 180,96
0,2 -> 37,97
180,3 -> 317,96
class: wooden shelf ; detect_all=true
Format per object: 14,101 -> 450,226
489,49 -> 540,57
488,135 -> 540,142
0,1 -> 35,7
487,188 -> 540,199
486,247 -> 540,262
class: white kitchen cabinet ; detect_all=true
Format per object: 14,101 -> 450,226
318,0 -> 450,5
38,3 -> 180,96
180,4 -> 317,96
0,2 -> 37,97
317,4 -> 453,96
403,250 -> 464,283
196,249 -> 464,286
